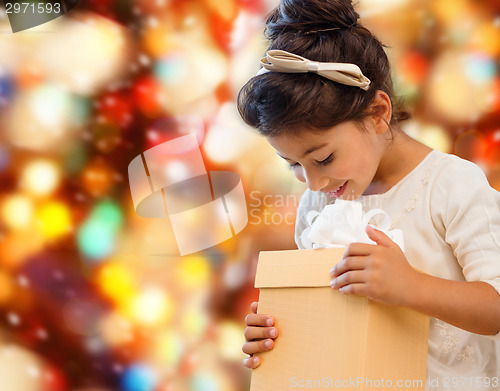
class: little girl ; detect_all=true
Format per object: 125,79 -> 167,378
239,0 -> 500,389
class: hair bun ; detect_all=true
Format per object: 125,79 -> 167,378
266,0 -> 360,39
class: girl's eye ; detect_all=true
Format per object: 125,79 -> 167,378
316,154 -> 333,166
289,162 -> 301,169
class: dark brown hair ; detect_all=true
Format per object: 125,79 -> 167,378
237,0 -> 409,136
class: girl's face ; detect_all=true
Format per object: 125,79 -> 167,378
266,120 -> 388,200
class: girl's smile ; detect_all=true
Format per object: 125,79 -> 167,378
323,181 -> 348,198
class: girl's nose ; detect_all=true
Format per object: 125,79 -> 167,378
303,168 -> 329,192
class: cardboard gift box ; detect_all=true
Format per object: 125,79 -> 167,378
250,248 -> 430,391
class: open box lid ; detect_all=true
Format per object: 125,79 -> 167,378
254,247 -> 346,289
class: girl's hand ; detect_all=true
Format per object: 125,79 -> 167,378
330,225 -> 420,307
242,301 -> 278,369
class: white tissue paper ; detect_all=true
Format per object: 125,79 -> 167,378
299,199 -> 405,252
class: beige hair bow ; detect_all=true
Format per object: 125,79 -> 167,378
257,50 -> 371,91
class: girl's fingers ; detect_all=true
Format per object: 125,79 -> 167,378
244,325 -> 278,342
330,256 -> 367,278
337,282 -> 369,297
330,270 -> 368,290
243,356 -> 261,369
245,313 -> 274,327
365,225 -> 395,248
343,243 -> 376,257
242,305 -> 276,370
242,338 -> 274,355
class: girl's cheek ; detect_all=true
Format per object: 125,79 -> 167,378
329,165 -> 348,180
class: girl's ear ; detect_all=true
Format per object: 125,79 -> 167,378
368,90 -> 393,134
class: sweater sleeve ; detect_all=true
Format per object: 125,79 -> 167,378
431,156 -> 500,338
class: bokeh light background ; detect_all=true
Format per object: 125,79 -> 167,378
0,0 -> 499,390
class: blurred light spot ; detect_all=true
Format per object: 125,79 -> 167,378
41,364 -> 68,391
469,21 -> 500,56
92,202 -> 124,230
6,84 -> 75,152
98,312 -> 134,347
154,55 -> 187,85
82,160 -> 115,197
203,103 -> 259,163
20,159 -> 60,197
7,312 -> 21,326
357,0 -> 410,14
431,0 -> 470,25
38,14 -> 132,95
0,228 -> 44,268
146,116 -> 205,150
84,336 -> 106,354
157,40 -> 227,115
36,328 -> 48,341
216,321 -> 246,361
480,129 -> 500,164
97,263 -> 137,305
30,86 -> 70,129
205,0 -> 237,21
52,270 -> 65,281
27,365 -> 41,378
180,308 -> 208,339
1,194 -> 33,230
93,122 -> 122,154
63,300 -> 103,336
153,330 -> 184,366
223,262 -> 247,290
464,53 -> 497,84
0,346 -> 44,391
427,51 -> 497,122
189,371 -> 218,391
0,76 -> 13,107
16,65 -> 43,89
121,364 -> 159,391
165,161 -> 190,183
399,51 -> 429,85
415,123 -> 452,152
113,363 -> 125,374
128,288 -> 175,326
175,256 -> 211,290
35,201 -> 72,239
77,202 -> 122,260
143,25 -> 177,57
17,274 -> 29,288
133,75 -> 166,118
